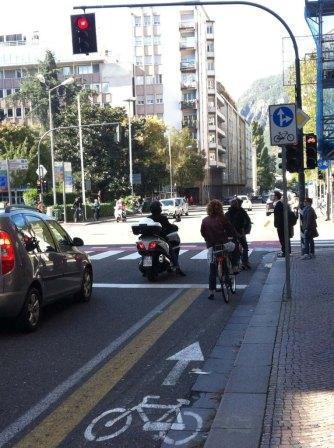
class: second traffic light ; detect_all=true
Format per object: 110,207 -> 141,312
286,145 -> 303,173
305,133 -> 317,169
71,14 -> 97,55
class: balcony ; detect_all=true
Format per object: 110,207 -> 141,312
208,124 -> 216,131
180,60 -> 196,71
181,81 -> 197,89
181,100 -> 197,109
217,144 -> 226,154
217,161 -> 226,169
180,39 -> 196,50
217,127 -> 226,137
179,21 -> 195,30
182,119 -> 198,128
209,141 -> 217,149
217,108 -> 226,121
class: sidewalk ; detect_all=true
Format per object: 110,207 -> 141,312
203,249 -> 334,448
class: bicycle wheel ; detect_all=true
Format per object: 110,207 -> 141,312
229,274 -> 236,294
217,261 -> 230,303
287,133 -> 294,142
163,410 -> 203,446
84,408 -> 132,442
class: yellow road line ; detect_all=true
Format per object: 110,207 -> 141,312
14,288 -> 203,448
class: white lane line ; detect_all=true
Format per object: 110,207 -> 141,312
191,249 -> 208,260
0,290 -> 184,448
85,250 -> 94,254
248,249 -> 253,257
118,252 -> 141,260
93,283 -> 247,289
90,250 -> 124,260
179,249 -> 189,256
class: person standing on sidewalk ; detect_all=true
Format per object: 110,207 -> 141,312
300,197 -> 318,259
273,190 -> 293,257
92,198 -> 101,221
225,198 -> 252,269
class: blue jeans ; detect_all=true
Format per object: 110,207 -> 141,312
304,232 -> 314,255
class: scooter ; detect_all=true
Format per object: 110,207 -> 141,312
132,218 -> 180,282
114,207 -> 127,222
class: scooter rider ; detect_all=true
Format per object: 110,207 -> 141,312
148,201 -> 186,276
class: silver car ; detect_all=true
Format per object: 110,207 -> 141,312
0,206 -> 93,331
175,197 -> 189,216
159,199 -> 182,220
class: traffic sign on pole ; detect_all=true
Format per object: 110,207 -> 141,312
296,108 -> 310,129
269,103 -> 298,146
318,159 -> 329,170
36,165 -> 47,178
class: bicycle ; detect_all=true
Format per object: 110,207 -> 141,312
273,131 -> 295,144
84,395 -> 202,445
212,243 -> 237,303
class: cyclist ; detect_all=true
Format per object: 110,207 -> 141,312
225,198 -> 251,269
201,199 -> 237,300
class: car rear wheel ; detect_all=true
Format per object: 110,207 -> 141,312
18,287 -> 42,332
76,268 -> 93,302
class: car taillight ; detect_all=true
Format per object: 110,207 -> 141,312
137,241 -> 146,251
0,230 -> 15,275
148,241 -> 158,250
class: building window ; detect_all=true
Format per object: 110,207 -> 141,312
77,65 -> 92,74
92,64 -> 99,73
144,36 -> 152,45
183,90 -> 196,101
208,116 -> 215,125
16,107 -> 22,117
154,54 -> 162,65
157,113 -> 164,118
208,79 -> 215,89
91,84 -> 100,92
135,37 -> 142,46
4,70 -> 15,79
207,61 -> 215,71
135,76 -> 144,85
209,133 -> 216,143
7,108 -> 13,118
146,95 -> 154,104
156,94 -> 163,104
0,90 -> 3,99
145,75 -> 154,84
137,96 -> 145,105
15,69 -> 22,78
207,42 -> 214,52
24,107 -> 30,116
135,56 -> 143,66
144,15 -> 151,26
102,82 -> 109,93
153,15 -> 160,25
154,74 -> 162,84
207,24 -> 213,34
6,89 -> 12,97
62,66 -> 72,76
134,16 -> 141,27
153,36 -> 161,45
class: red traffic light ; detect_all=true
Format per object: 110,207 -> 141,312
305,133 -> 317,145
76,16 -> 90,30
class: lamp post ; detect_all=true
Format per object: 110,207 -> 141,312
36,74 -> 75,205
124,97 -> 136,196
77,93 -> 87,220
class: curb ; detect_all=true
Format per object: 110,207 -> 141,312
203,257 -> 285,448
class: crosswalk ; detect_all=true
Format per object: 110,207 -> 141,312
85,240 -> 334,262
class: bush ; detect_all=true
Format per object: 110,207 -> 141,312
23,188 -> 39,206
52,202 -> 115,222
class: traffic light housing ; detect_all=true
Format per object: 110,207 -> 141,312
71,14 -> 97,55
286,144 -> 303,173
37,180 -> 48,193
305,133 -> 317,169
318,169 -> 325,180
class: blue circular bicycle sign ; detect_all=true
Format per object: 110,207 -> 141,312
318,159 -> 329,170
273,107 -> 294,128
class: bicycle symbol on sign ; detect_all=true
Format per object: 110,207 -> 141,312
84,395 -> 203,445
273,131 -> 295,144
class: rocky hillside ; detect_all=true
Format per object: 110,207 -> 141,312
238,74 -> 288,129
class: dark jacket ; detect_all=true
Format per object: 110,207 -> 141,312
274,200 -> 294,237
302,205 -> 318,237
225,207 -> 250,235
201,215 -> 237,248
148,213 -> 178,239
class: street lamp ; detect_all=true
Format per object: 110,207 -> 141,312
124,97 -> 136,196
36,74 -> 75,205
77,92 -> 87,220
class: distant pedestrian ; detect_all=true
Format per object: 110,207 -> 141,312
189,195 -> 194,206
92,198 -> 100,221
300,197 -> 318,260
73,196 -> 83,223
273,191 -> 293,257
225,198 -> 252,269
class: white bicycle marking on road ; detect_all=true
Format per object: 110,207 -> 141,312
84,395 -> 203,445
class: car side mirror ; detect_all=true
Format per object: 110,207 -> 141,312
72,237 -> 84,247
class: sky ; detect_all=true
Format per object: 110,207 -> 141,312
0,0 -> 319,100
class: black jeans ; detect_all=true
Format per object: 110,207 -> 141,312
239,235 -> 249,263
277,228 -> 291,254
209,262 -> 217,290
304,233 -> 314,255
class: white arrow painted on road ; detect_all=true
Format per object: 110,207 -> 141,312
163,342 -> 204,386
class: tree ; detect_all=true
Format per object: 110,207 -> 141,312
252,121 -> 275,192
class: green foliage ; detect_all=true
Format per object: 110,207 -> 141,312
252,122 -> 275,192
23,188 -> 39,206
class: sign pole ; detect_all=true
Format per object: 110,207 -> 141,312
62,162 -> 67,223
282,146 -> 292,301
6,159 -> 11,205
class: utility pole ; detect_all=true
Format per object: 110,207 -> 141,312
282,146 -> 291,300
77,94 -> 87,220
168,132 -> 173,197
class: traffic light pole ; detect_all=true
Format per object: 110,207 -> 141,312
282,146 -> 292,301
74,0 -> 305,203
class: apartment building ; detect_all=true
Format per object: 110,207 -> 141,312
131,6 -> 251,202
0,31 -> 133,124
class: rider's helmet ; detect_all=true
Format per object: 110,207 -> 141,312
150,201 -> 162,215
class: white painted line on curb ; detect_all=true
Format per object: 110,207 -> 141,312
93,283 -> 247,289
191,249 -> 208,260
0,290 -> 184,448
90,250 -> 124,260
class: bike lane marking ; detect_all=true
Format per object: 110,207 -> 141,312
13,288 -> 204,448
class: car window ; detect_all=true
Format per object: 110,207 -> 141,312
11,213 -> 34,248
175,199 -> 181,206
25,215 -> 57,253
47,220 -> 72,249
160,200 -> 173,206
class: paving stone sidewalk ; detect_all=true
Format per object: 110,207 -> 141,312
260,250 -> 334,448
